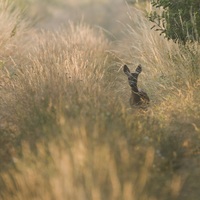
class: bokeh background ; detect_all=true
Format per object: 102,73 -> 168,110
0,0 -> 200,200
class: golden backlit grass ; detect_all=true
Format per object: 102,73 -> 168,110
0,1 -> 200,200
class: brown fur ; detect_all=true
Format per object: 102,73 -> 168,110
123,64 -> 150,107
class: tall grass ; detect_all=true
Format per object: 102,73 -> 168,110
0,1 -> 200,200
113,7 -> 200,119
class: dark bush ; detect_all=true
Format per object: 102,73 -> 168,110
149,0 -> 200,44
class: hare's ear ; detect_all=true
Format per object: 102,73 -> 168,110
135,64 -> 142,74
123,65 -> 132,77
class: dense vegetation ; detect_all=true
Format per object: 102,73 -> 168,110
0,0 -> 200,199
150,0 -> 200,44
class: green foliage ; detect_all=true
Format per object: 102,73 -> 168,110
149,0 -> 200,44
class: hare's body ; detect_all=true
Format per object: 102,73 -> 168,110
123,64 -> 150,107
129,89 -> 149,107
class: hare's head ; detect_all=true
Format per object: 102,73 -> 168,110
123,64 -> 142,88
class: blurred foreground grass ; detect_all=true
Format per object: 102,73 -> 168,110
0,0 -> 200,200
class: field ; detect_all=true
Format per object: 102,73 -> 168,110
0,0 -> 200,199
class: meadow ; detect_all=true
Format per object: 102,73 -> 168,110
0,0 -> 200,199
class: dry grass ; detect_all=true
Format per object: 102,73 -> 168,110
0,1 -> 200,200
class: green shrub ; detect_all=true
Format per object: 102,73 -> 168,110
149,0 -> 200,44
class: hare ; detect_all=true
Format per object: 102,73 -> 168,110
123,64 -> 150,107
